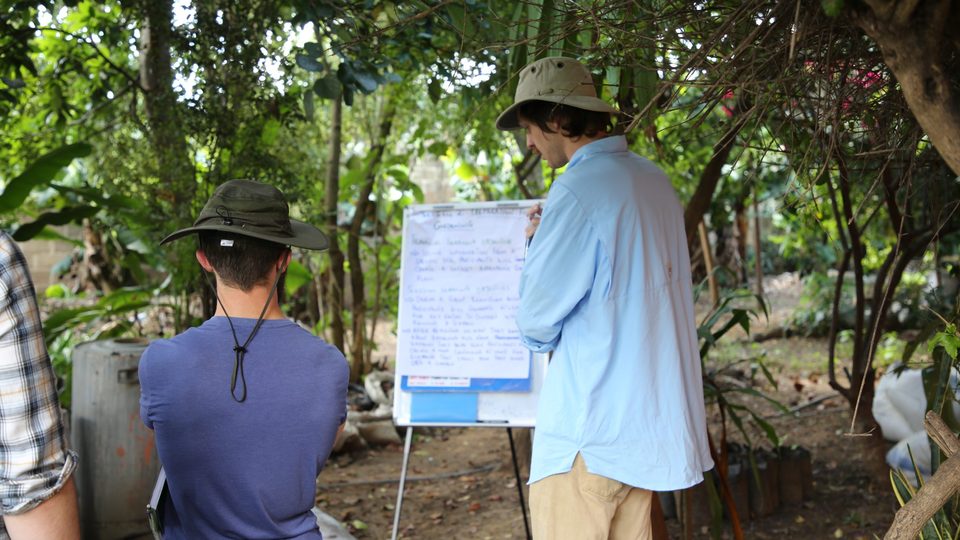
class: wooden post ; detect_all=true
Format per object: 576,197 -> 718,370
885,411 -> 960,539
651,495 -> 670,540
752,189 -> 764,297
698,220 -> 719,306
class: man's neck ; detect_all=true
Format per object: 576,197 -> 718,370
212,279 -> 285,320
562,132 -> 611,162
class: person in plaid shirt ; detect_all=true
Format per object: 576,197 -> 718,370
0,231 -> 79,539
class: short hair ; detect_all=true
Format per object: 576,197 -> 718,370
198,231 -> 288,291
516,101 -> 613,139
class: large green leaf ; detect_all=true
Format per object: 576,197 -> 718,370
427,78 -> 442,104
42,306 -> 94,344
296,53 -> 324,73
352,70 -> 379,94
303,42 -> 323,58
42,286 -> 154,345
284,259 -> 313,296
314,75 -> 340,100
0,143 -> 92,212
26,227 -> 84,246
928,325 -> 959,360
12,205 -> 99,241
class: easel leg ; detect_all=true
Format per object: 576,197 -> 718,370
391,427 -> 414,540
507,427 -> 532,540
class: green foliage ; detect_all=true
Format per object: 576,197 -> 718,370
820,0 -> 845,17
930,324 -> 960,360
890,445 -> 960,539
921,316 -> 960,439
889,313 -> 960,538
790,270 -> 934,337
698,287 -> 786,449
696,287 -> 785,539
1,0 -> 955,402
43,284 -> 162,407
766,195 -> 838,274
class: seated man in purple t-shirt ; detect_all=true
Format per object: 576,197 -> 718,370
139,180 -> 349,539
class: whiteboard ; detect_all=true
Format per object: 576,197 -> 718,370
393,201 -> 547,427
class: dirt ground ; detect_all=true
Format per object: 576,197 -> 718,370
316,274 -> 901,539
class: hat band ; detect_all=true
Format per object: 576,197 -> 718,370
198,214 -> 294,238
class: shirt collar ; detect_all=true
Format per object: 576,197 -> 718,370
567,135 -> 628,170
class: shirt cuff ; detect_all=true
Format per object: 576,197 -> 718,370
0,449 -> 78,515
521,335 -> 557,353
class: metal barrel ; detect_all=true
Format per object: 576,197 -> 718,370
70,338 -> 158,540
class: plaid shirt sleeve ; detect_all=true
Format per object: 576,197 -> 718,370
0,232 -> 77,518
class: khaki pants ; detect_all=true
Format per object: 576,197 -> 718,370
530,454 -> 653,540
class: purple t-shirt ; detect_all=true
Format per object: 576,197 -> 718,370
139,317 -> 349,539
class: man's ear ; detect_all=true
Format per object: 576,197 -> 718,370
277,249 -> 292,273
196,249 -> 214,272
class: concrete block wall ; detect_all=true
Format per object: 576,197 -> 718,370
412,155 -> 454,204
17,226 -> 80,293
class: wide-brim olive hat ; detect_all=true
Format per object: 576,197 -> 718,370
496,56 -> 620,131
160,179 -> 328,250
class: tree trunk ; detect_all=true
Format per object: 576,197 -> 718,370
684,111 -> 750,247
306,263 -> 320,329
822,139 -> 960,429
136,0 -> 195,220
136,0 -> 199,323
853,1 -> 960,176
346,106 -> 396,383
325,93 -> 346,354
80,219 -> 120,293
818,145 -> 875,424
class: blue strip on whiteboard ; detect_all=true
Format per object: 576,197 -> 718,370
400,356 -> 532,392
410,392 -> 478,423
400,375 -> 531,392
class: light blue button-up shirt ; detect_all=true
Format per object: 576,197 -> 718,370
517,135 -> 713,491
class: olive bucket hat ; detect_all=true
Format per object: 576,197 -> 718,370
161,179 -> 328,404
495,56 -> 620,131
160,179 -> 328,251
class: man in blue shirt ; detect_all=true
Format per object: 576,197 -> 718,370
139,180 -> 349,538
496,57 -> 713,539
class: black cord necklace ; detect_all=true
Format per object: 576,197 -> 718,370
204,270 -> 283,403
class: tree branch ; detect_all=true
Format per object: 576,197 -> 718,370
853,1 -> 960,176
885,411 -> 960,539
926,410 -> 960,458
827,249 -> 852,399
683,105 -> 753,246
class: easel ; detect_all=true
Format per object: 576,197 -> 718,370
391,426 -> 532,540
391,201 -> 545,540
